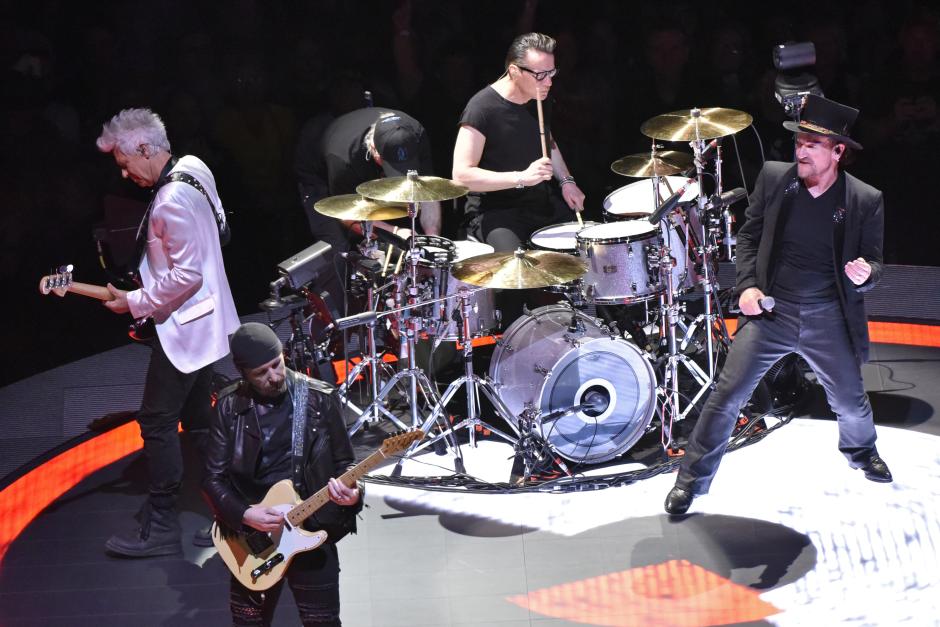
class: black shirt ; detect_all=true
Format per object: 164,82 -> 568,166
458,85 -> 554,216
772,173 -> 845,303
252,390 -> 293,488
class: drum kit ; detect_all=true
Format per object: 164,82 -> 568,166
297,106 -> 752,481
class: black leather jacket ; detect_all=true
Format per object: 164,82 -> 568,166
203,369 -> 362,541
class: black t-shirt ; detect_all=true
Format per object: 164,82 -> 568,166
772,173 -> 844,303
253,390 -> 293,489
458,85 -> 554,215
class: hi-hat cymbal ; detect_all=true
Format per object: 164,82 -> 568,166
357,175 -> 468,203
640,108 -> 753,141
611,151 -> 694,177
452,249 -> 587,289
313,194 -> 409,221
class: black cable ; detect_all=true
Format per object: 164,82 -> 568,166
365,405 -> 796,494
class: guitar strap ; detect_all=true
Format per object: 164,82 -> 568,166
288,369 -> 309,493
131,156 -> 231,271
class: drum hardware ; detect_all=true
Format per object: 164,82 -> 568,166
391,286 -> 521,475
355,172 -> 468,429
511,405 -> 573,484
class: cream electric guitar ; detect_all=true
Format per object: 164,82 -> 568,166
38,265 -> 154,341
212,430 -> 423,591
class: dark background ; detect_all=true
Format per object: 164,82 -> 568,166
2,0 -> 939,386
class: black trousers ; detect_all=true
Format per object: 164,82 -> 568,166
676,297 -> 878,495
230,544 -> 341,626
138,337 -> 214,511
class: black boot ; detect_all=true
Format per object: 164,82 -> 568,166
105,503 -> 181,558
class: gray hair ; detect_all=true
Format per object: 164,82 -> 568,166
504,32 -> 556,70
96,108 -> 171,156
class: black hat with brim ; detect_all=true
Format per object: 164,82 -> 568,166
782,94 -> 863,150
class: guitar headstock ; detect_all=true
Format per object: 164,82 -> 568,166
380,430 -> 424,456
38,264 -> 74,297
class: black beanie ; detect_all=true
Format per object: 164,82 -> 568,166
230,322 -> 282,370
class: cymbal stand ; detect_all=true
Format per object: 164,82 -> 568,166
344,290 -> 469,468
350,172 -> 450,435
686,127 -> 732,384
402,286 -> 520,459
333,221 -> 401,435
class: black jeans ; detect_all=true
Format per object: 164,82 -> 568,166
677,297 -> 878,495
230,544 -> 341,626
138,337 -> 214,511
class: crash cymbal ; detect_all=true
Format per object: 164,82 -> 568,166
640,108 -> 753,141
357,175 -> 468,203
313,194 -> 409,221
611,151 -> 694,177
451,249 -> 587,290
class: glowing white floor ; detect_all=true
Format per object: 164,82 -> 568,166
339,419 -> 940,626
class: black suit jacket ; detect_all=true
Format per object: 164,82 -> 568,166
735,161 -> 884,362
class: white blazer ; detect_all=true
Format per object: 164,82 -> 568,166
127,155 -> 240,374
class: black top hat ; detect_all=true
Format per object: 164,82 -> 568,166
782,94 -> 863,150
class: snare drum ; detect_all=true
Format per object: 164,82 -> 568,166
576,221 -> 666,304
529,221 -> 599,253
418,240 -> 498,341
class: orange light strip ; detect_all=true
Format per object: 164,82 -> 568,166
0,421 -> 142,566
724,319 -> 940,347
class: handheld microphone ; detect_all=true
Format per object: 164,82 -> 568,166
757,296 -> 775,313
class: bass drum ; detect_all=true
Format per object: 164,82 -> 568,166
490,304 -> 657,464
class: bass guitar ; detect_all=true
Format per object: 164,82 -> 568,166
212,429 -> 423,591
38,264 -> 155,342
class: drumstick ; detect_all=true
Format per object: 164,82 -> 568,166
537,94 -> 581,227
393,250 -> 405,275
536,96 -> 548,159
381,243 -> 393,277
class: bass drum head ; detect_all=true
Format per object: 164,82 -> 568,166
490,304 -> 656,464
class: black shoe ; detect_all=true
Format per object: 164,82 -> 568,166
105,505 -> 181,558
860,455 -> 893,483
664,485 -> 694,515
105,525 -> 181,557
192,524 -> 214,548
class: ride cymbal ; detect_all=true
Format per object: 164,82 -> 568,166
451,249 -> 587,290
640,108 -> 753,141
610,151 -> 694,177
313,194 -> 409,221
357,175 -> 468,203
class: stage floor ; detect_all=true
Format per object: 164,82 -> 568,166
1,341 -> 939,626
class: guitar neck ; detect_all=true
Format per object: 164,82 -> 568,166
66,282 -> 114,302
286,449 -> 388,527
